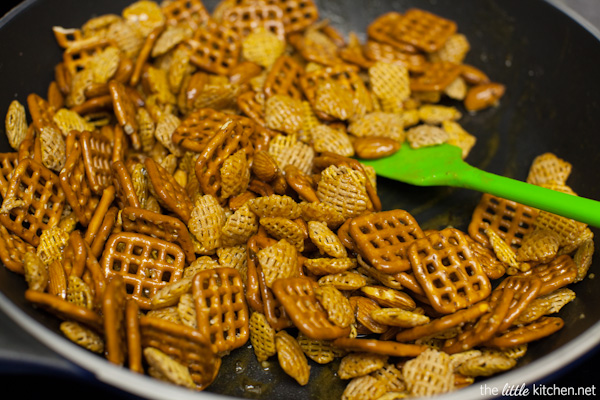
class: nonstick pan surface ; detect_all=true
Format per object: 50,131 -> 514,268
0,0 -> 599,399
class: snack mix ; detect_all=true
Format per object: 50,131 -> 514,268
0,0 -> 592,398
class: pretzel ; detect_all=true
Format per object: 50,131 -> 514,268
58,145 -> 99,227
237,90 -> 267,127
145,157 -> 193,223
101,232 -> 186,309
389,8 -> 457,53
332,338 -> 427,358
192,267 -> 249,354
288,28 -> 342,67
263,55 -> 305,100
349,210 -> 424,274
194,120 -> 254,202
410,61 -> 463,92
0,153 -> 18,198
139,315 -> 221,390
161,0 -> 209,31
0,159 -> 66,246
265,0 -> 318,34
172,107 -> 234,153
484,317 -> 564,349
83,184 -> 116,246
121,206 -> 196,264
517,254 -> 577,296
25,289 -> 103,332
468,194 -> 538,251
186,19 -> 240,76
271,276 -> 351,340
367,13 -> 419,54
408,227 -> 491,314
103,275 -> 128,366
465,234 -> 506,280
489,275 -> 542,332
109,80 -> 138,137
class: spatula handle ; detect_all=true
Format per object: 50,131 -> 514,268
454,164 -> 600,228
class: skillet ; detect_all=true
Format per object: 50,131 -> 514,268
0,0 -> 599,399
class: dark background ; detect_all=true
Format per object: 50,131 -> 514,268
0,0 -> 597,399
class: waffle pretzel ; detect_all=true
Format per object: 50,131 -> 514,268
222,4 -> 285,41
263,55 -> 305,100
139,315 -> 221,390
367,12 -> 419,53
390,8 -> 457,53
349,209 -> 425,274
409,227 -> 491,315
192,267 -> 249,354
121,206 -> 196,263
0,159 -> 66,246
101,232 -> 186,309
186,19 -> 240,76
271,276 -> 351,340
161,0 -> 209,30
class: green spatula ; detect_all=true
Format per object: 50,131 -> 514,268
358,143 -> 600,228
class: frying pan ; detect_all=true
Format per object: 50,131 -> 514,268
0,0 -> 599,399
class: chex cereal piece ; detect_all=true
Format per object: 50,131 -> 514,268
317,164 -> 370,220
396,302 -> 489,342
192,267 -> 249,354
455,350 -> 516,377
360,285 -> 415,310
272,276 -> 351,340
341,375 -> 387,400
534,210 -> 587,249
418,104 -> 462,124
275,330 -> 311,386
23,252 -> 48,292
333,338 -> 427,358
222,203 -> 259,247
257,239 -> 299,287
220,149 -> 251,200
0,152 -> 18,197
312,124 -> 355,157
574,238 -> 594,282
39,124 -> 66,172
150,275 -> 194,309
103,275 -> 128,366
299,201 -> 346,230
188,194 -> 227,255
297,331 -> 346,364
101,232 -> 186,309
25,289 -> 103,332
370,308 -> 429,328
146,157 -> 193,223
314,284 -> 354,328
60,321 -> 104,354
260,217 -> 305,252
186,19 -> 240,76
0,159 -> 66,246
408,227 -> 491,314
526,152 -> 571,186
249,311 -> 277,362
406,124 -> 449,149
194,120 -> 254,202
349,209 -> 424,274
485,228 -> 520,272
468,194 -> 538,251
347,112 -> 405,142
338,352 -> 388,380
268,133 -> 315,176
154,113 -> 183,157
151,24 -> 193,58
37,225 -> 70,265
144,347 -> 196,389
0,225 -> 36,274
318,271 -> 368,291
402,348 -> 454,397
369,61 -> 411,106
429,33 -> 470,63
5,100 -> 29,150
514,287 -> 576,325
290,28 -> 341,67
242,27 -> 285,69
308,220 -> 347,258
410,61 -> 463,92
53,108 -> 94,136
313,80 -> 356,121
264,94 -> 304,135
304,257 -> 357,276
516,228 -> 560,264
248,194 -> 302,219
442,120 -> 476,159
139,315 -> 221,390
216,245 -> 248,281
485,316 -> 564,349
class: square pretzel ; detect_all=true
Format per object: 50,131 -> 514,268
349,209 -> 425,274
0,152 -> 19,197
391,8 -> 457,53
101,232 -> 186,310
468,194 -> 538,252
271,276 -> 351,340
410,61 -> 463,92
0,159 -> 66,246
161,0 -> 209,30
265,0 -> 319,34
192,267 -> 249,354
408,227 -> 491,314
264,55 -> 305,100
222,4 -> 286,41
186,19 -> 240,76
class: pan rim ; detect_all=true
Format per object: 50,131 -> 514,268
0,0 -> 598,399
